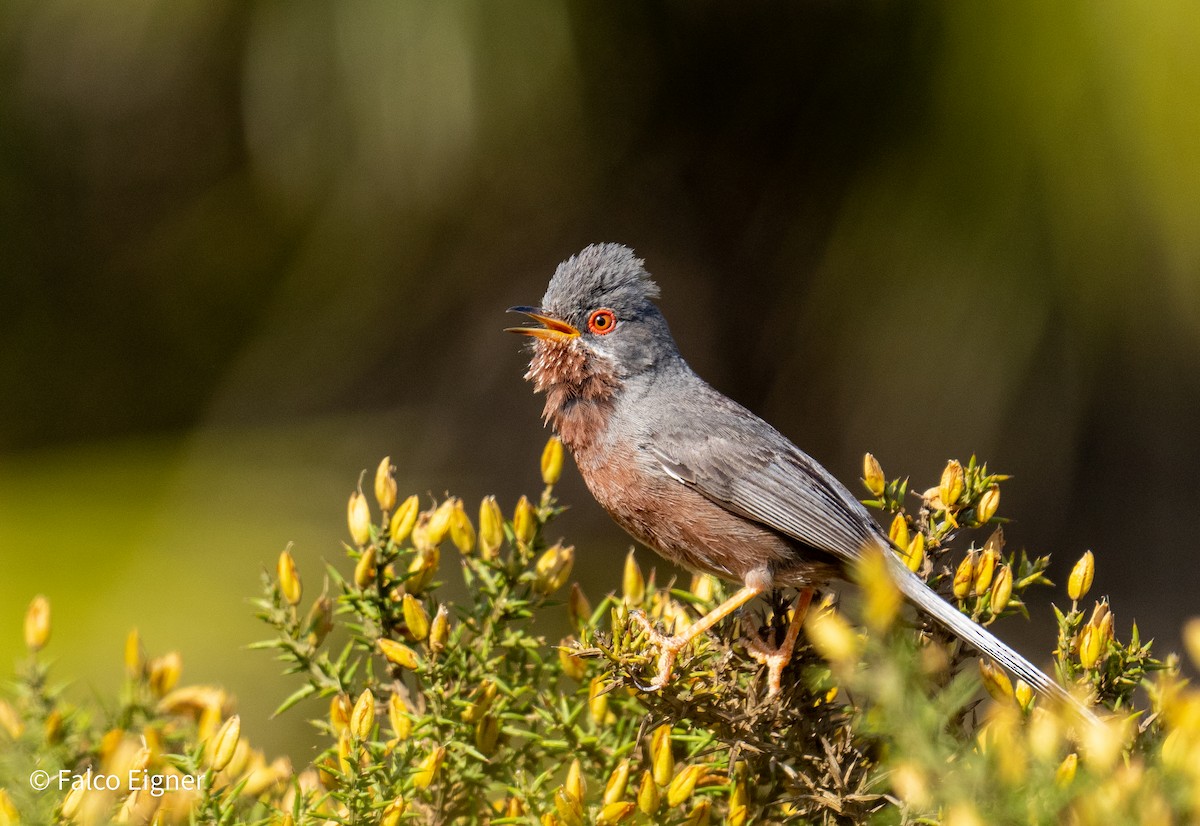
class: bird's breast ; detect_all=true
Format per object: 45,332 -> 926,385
575,438 -> 831,589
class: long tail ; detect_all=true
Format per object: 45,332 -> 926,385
884,552 -> 1100,727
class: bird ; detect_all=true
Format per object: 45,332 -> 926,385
507,242 -> 1096,721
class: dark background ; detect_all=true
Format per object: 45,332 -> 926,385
2,2 -> 1197,758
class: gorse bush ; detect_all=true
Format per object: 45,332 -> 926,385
2,439 -> 1199,824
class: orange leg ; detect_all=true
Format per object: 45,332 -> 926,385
745,587 -> 814,696
629,584 -> 764,690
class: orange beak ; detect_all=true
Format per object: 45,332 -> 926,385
505,306 -> 580,341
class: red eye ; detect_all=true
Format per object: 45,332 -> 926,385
587,308 -> 617,335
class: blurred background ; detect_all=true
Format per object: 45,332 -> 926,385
2,1 -> 1198,760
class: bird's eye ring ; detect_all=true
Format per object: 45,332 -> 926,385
587,308 -> 617,335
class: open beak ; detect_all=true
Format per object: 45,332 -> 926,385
505,306 -> 580,341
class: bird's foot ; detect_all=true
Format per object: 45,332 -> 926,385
744,633 -> 793,698
744,588 -> 814,697
628,610 -> 690,691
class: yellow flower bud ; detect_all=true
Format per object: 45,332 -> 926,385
504,797 -> 526,818
887,514 -> 909,551
43,708 -> 63,744
940,460 -> 964,507
374,457 -> 397,512
666,763 -> 703,807
689,573 -> 716,603
622,549 -> 645,605
208,714 -> 241,771
596,801 -> 635,824
860,547 -> 901,632
559,640 -> 587,682
804,605 -> 861,665
542,436 -> 565,486
350,689 -> 375,740
329,693 -> 351,735
903,533 -> 925,573
513,495 -> 537,546
973,547 -> 996,596
1014,679 -> 1034,712
477,496 -> 504,561
277,549 -> 302,606
1078,624 -> 1102,669
428,603 -> 450,653
0,700 -> 24,739
603,759 -> 631,806
462,680 -> 498,724
990,564 -> 1013,614
1056,753 -> 1078,787
389,494 -> 420,543
1184,616 -> 1200,670
388,693 -> 412,741
728,779 -> 749,826
862,452 -> 885,496
24,594 -> 51,653
60,779 -> 85,819
534,544 -> 575,594
304,596 -> 334,648
565,758 -> 587,802
378,639 -> 421,671
412,745 -> 445,790
589,675 -> 609,725
449,499 -> 476,554
354,545 -> 378,589
568,582 -> 592,628
124,628 -> 144,679
637,770 -> 660,815
554,788 -> 584,826
952,554 -> 975,599
682,799 -> 711,826
976,485 -> 1000,523
1068,551 -> 1095,602
381,797 -> 407,826
651,724 -> 674,786
0,790 -> 19,825
426,499 -> 455,546
475,714 -> 501,755
401,594 -> 430,641
406,545 -> 439,595
347,490 -> 372,546
979,659 -> 1014,702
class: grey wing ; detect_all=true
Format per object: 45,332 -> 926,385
646,427 -> 885,566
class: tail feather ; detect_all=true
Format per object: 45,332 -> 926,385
884,552 -> 1100,727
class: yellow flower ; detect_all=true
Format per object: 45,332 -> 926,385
940,459 -> 964,507
622,549 -> 645,604
24,595 -> 51,652
277,549 -> 302,606
350,689 -> 375,740
389,495 -> 420,543
374,456 -> 397,511
208,715 -> 241,771
411,745 -> 445,790
478,496 -> 504,560
603,759 -> 631,805
347,490 -> 372,546
378,639 -> 421,671
862,452 -> 885,496
541,436 -> 565,485
1068,551 -> 1095,602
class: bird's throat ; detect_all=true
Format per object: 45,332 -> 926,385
524,339 -> 619,453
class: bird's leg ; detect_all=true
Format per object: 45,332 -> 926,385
629,584 -> 763,691
745,587 -> 814,697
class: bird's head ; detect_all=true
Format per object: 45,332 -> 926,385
507,244 -> 676,394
